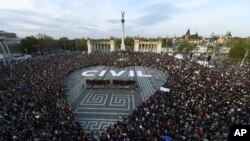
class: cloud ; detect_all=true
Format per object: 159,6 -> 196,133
106,19 -> 120,24
134,3 -> 178,26
0,0 -> 250,38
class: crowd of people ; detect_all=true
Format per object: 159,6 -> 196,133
104,52 -> 250,141
0,51 -> 249,141
85,79 -> 136,89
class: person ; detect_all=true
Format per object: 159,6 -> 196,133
1,51 -> 249,141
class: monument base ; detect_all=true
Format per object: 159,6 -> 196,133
121,44 -> 126,51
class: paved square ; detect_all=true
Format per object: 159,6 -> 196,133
65,66 -> 167,132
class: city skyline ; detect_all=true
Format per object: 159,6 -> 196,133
0,0 -> 250,39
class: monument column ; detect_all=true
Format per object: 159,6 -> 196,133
87,40 -> 92,54
120,11 -> 125,50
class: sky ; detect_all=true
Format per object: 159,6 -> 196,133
0,0 -> 250,39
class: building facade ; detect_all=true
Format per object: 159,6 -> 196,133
87,39 -> 115,54
0,30 -> 21,54
134,40 -> 162,53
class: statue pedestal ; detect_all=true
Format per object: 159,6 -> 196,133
121,44 -> 125,50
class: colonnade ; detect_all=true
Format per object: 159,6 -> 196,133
0,38 -> 10,54
87,40 -> 115,54
134,40 -> 162,53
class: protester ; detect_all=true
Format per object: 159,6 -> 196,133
0,51 -> 249,141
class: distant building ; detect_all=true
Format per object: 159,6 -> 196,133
0,30 -> 21,54
192,45 -> 212,54
219,46 -> 231,54
161,47 -> 175,53
210,31 -> 232,45
182,29 -> 203,44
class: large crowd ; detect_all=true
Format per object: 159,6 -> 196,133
0,51 -> 249,141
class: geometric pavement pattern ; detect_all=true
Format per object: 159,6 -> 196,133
65,66 -> 167,133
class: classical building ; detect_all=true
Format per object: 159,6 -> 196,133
219,46 -> 231,54
87,39 -> 115,54
134,40 -> 162,53
0,30 -> 21,54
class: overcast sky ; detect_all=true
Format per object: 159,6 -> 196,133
0,0 -> 250,39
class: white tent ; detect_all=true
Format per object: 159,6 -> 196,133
174,54 -> 183,59
160,87 -> 171,92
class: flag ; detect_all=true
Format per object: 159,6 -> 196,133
160,87 -> 170,92
18,83 -> 27,92
160,135 -> 172,141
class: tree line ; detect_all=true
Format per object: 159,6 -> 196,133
20,34 -> 249,60
20,34 -> 88,54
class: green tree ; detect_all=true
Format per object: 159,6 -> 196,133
59,37 -> 69,50
186,43 -> 196,52
125,36 -> 134,47
162,38 -> 167,47
166,38 -> 173,47
20,36 -> 38,54
228,40 -> 250,59
177,40 -> 188,52
78,38 -> 88,51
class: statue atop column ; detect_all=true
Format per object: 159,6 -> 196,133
120,11 -> 125,50
121,11 -> 125,23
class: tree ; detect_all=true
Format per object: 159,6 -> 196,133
166,38 -> 173,47
162,38 -> 167,47
20,36 -> 38,54
59,37 -> 69,50
228,39 -> 250,59
177,40 -> 189,52
186,43 -> 196,52
36,33 -> 59,51
125,36 -> 134,47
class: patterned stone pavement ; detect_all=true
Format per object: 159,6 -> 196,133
65,66 -> 167,133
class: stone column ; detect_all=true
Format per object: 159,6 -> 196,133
0,40 -> 7,54
121,11 -> 125,50
87,40 -> 92,54
156,40 -> 162,53
99,44 -> 101,51
3,40 -> 10,54
134,40 -> 139,52
110,40 -> 115,52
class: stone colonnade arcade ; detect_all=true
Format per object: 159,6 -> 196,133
134,40 -> 162,53
0,37 -> 11,55
87,40 -> 115,54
